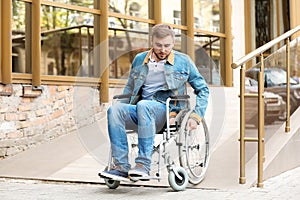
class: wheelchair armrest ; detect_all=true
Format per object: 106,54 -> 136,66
113,94 -> 132,100
170,94 -> 190,100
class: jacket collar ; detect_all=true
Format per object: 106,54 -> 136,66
142,49 -> 174,65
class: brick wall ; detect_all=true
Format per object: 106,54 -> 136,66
0,84 -> 103,159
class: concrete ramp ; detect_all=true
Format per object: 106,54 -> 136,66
0,87 -> 299,190
198,129 -> 242,189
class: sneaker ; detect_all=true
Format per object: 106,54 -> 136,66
99,166 -> 129,182
128,163 -> 150,179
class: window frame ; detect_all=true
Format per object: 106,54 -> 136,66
1,0 -> 231,97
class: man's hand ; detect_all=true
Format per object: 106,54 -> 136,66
169,117 -> 176,125
187,118 -> 201,131
169,112 -> 177,125
169,114 -> 201,131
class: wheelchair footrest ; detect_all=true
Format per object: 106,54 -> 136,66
129,175 -> 161,182
99,172 -> 161,182
98,173 -> 132,182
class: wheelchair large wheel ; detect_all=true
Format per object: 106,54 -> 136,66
178,111 -> 210,185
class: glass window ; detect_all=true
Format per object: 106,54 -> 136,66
194,0 -> 221,32
8,0 -> 226,84
255,0 -> 271,49
161,0 -> 181,25
45,0 -> 94,9
173,28 -> 182,52
41,5 -> 95,77
108,20 -> 149,79
109,0 -> 149,19
194,34 -> 222,85
12,0 -> 29,73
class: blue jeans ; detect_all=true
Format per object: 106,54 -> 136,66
107,100 -> 167,172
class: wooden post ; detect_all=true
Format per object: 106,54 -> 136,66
153,0 -> 162,24
32,0 -> 41,86
290,0 -> 300,39
1,0 -> 12,84
25,3 -> 32,74
0,0 -> 2,83
185,0 -> 195,61
224,0 -> 233,86
244,0 -> 252,69
99,0 -> 109,103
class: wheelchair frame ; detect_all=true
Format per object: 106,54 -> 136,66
100,94 -> 210,191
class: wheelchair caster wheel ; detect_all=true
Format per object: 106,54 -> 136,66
104,178 -> 120,189
168,166 -> 189,191
101,166 -> 121,189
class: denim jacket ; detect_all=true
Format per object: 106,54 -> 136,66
123,49 -> 209,120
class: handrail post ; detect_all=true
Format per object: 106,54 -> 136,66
232,26 -> 300,188
239,65 -> 246,184
285,38 -> 291,132
257,53 -> 265,188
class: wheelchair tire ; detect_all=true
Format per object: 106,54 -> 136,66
168,166 -> 189,191
104,178 -> 120,189
102,166 -> 120,189
178,111 -> 210,185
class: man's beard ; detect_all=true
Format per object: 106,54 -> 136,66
153,50 -> 169,61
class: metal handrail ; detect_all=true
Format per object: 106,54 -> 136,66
232,25 -> 300,69
231,25 -> 300,188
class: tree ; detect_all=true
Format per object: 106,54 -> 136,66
40,1 -> 93,76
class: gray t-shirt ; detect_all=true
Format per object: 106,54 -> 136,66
142,56 -> 167,100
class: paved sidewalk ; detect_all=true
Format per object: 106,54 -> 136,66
1,166 -> 300,200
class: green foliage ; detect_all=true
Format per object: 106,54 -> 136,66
12,0 -> 93,32
12,0 -> 26,31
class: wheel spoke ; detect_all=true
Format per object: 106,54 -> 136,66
179,114 -> 210,185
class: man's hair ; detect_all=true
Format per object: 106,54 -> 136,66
151,24 -> 175,40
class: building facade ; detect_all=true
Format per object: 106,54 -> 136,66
0,0 -> 300,158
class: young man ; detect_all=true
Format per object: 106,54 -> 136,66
100,24 -> 209,181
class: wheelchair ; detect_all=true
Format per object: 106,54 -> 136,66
99,94 -> 210,191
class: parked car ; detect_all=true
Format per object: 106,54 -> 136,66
244,77 -> 286,126
246,67 -> 300,114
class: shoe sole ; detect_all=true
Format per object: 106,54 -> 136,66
99,172 -> 159,182
128,171 -> 151,181
128,170 -> 150,177
99,172 -> 130,182
129,176 -> 150,181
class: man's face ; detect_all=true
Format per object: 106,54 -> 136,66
152,35 -> 174,60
